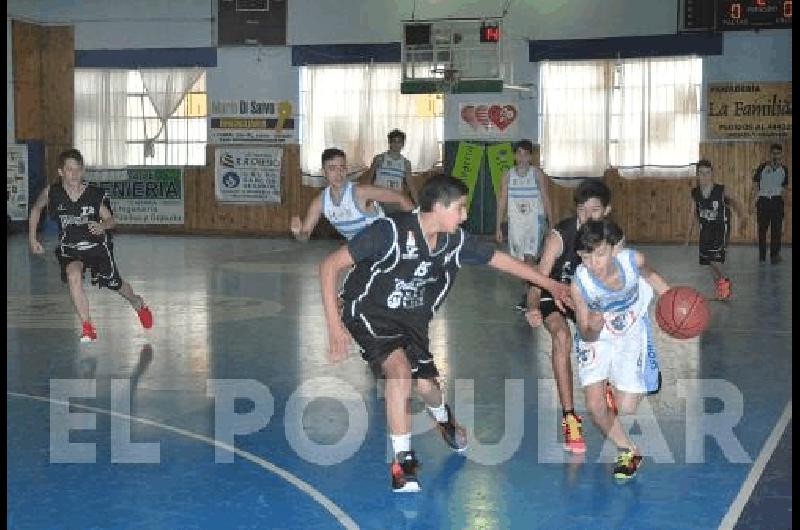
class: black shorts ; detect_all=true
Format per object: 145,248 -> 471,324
343,314 -> 438,380
698,246 -> 726,265
539,289 -> 576,323
55,242 -> 123,291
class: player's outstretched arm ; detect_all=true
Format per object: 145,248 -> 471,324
358,184 -> 414,210
291,193 -> 324,242
319,245 -> 355,362
635,251 -> 670,296
489,251 -> 572,310
535,167 -> 555,227
28,185 -> 50,254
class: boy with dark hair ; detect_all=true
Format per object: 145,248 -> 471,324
495,139 -> 554,311
751,143 -> 789,264
524,177 -> 612,454
363,129 -> 414,210
571,219 -> 670,479
686,159 -> 746,300
291,148 -> 413,241
320,175 -> 572,492
28,148 -> 153,342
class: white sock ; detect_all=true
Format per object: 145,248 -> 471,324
390,433 -> 411,456
427,402 -> 449,423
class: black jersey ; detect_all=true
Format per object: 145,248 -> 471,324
48,183 -> 110,250
341,211 -> 492,332
691,184 -> 730,251
550,216 -> 581,284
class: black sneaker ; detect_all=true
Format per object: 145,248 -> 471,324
434,404 -> 468,452
391,451 -> 421,493
613,448 -> 643,480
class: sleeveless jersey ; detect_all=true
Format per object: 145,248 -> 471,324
573,248 -> 654,337
691,184 -> 729,252
48,183 -> 109,251
374,152 -> 408,191
507,165 -> 546,258
550,216 -> 581,284
573,248 -> 659,392
342,211 -> 466,332
322,181 -> 383,240
507,165 -> 543,217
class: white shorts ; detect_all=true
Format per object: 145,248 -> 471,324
574,311 -> 656,394
508,210 -> 546,260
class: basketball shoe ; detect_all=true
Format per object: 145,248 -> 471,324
391,451 -> 421,493
613,448 -> 643,479
433,404 -> 468,452
80,320 -> 97,343
715,277 -> 731,300
562,413 -> 586,454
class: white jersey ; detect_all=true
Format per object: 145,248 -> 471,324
507,165 -> 546,258
374,152 -> 408,191
322,181 -> 383,240
573,248 -> 659,394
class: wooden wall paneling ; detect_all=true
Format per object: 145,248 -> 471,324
12,21 -> 44,142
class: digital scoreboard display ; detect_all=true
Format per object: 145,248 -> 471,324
719,0 -> 792,30
683,0 -> 792,30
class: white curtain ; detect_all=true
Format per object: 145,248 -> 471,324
540,61 -> 609,178
300,63 -> 440,174
138,68 -> 203,157
74,69 -> 128,168
615,57 -> 701,178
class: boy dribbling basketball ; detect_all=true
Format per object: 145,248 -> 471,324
571,219 -> 670,479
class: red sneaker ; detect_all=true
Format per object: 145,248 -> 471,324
715,278 -> 731,300
136,305 -> 153,329
81,320 -> 97,343
562,413 -> 587,454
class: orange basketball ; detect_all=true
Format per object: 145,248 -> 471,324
655,286 -> 710,339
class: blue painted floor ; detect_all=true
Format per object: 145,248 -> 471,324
7,234 -> 792,529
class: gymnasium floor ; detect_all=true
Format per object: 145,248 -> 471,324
6,233 -> 792,529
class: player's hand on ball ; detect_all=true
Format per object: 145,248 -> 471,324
29,240 -> 44,254
327,322 -> 352,363
525,308 -> 543,327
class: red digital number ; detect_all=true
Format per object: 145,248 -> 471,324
756,0 -> 766,7
784,0 -> 792,16
730,2 -> 742,18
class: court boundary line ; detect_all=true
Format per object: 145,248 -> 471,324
7,391 -> 359,530
718,399 -> 792,530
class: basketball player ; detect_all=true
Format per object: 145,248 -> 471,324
319,175 -> 572,492
27,149 -> 153,342
495,140 -> 554,310
524,178 -> 612,454
685,159 -> 746,300
363,129 -> 414,210
291,148 -> 414,241
571,219 -> 670,479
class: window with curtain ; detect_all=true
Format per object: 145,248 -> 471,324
540,56 -> 701,178
74,69 -> 207,168
299,64 -> 443,175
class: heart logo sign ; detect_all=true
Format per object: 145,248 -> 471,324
488,105 -> 518,131
460,103 -> 518,133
